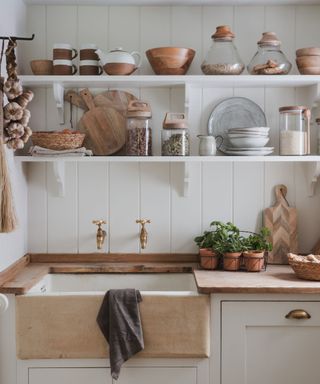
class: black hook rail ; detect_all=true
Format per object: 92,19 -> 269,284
0,34 -> 35,41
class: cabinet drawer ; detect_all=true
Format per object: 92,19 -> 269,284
29,366 -> 197,384
29,368 -> 112,384
221,301 -> 320,384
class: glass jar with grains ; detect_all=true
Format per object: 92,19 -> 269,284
126,100 -> 152,156
162,112 -> 190,156
201,25 -> 244,75
247,32 -> 292,75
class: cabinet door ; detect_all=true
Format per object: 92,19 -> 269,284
29,368 -> 112,384
116,367 -> 197,384
221,301 -> 320,384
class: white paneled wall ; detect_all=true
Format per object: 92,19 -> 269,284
23,4 -> 320,254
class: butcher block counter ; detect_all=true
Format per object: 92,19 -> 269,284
1,253 -> 320,294
194,265 -> 320,294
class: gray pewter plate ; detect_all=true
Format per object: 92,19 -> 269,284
207,97 -> 267,144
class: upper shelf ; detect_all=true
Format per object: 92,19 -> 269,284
20,75 -> 320,89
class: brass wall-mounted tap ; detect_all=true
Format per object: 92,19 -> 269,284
136,219 -> 151,249
93,220 -> 107,250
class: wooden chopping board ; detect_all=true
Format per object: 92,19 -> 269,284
264,184 -> 298,264
78,89 -> 126,156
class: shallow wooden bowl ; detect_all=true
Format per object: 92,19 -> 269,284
146,47 -> 195,75
297,66 -> 320,75
296,47 -> 320,57
296,56 -> 320,67
30,60 -> 53,75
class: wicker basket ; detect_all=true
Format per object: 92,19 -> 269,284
288,253 -> 320,281
32,131 -> 85,150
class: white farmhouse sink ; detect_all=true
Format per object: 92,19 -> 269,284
29,273 -> 198,294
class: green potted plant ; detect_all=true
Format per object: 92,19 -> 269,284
212,221 -> 245,271
243,227 -> 272,272
194,225 -> 221,270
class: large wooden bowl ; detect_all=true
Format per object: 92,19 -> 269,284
146,47 -> 195,75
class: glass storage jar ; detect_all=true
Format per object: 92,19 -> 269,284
126,100 -> 152,156
248,32 -> 292,75
201,25 -> 244,75
162,112 -> 190,156
279,106 -> 310,156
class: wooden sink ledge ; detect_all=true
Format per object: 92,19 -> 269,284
0,253 -> 198,294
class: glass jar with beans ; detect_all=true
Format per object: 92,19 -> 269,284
161,112 -> 190,156
126,100 -> 152,156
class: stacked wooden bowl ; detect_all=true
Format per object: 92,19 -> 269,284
296,47 -> 320,74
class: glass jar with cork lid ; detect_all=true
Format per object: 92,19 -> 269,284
201,25 -> 244,75
162,113 -> 190,156
279,106 -> 310,156
126,100 -> 152,156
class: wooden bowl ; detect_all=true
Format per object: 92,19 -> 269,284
297,66 -> 320,75
30,60 -> 53,75
296,47 -> 320,57
146,47 -> 195,75
296,56 -> 320,67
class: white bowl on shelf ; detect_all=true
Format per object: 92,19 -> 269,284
228,136 -> 269,148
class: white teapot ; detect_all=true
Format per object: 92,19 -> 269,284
96,47 -> 141,75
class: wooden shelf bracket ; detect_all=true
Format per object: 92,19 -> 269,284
302,161 -> 320,196
0,294 -> 9,313
52,160 -> 65,197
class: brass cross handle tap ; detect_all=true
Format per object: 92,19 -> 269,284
136,219 -> 151,249
93,220 -> 107,250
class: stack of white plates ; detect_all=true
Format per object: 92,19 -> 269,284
221,127 -> 274,156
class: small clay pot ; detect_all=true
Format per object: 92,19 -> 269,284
199,248 -> 219,270
223,252 -> 242,271
243,251 -> 264,272
30,60 -> 53,75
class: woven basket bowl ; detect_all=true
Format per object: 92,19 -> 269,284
288,258 -> 320,281
32,131 -> 85,150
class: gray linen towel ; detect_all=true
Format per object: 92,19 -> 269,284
96,289 -> 144,380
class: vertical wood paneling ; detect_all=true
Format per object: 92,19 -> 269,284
22,5 -> 46,75
140,163 -> 170,252
27,163 -> 47,252
78,6 -> 108,51
265,6 -> 296,74
171,6 -> 202,75
296,6 -> 320,49
187,87 -> 202,155
109,7 -> 140,54
46,6 -> 78,59
47,163 -> 78,253
170,163 -> 201,253
233,163 -> 264,232
140,6 -> 171,75
234,6 -> 265,74
202,162 -> 233,231
140,88 -> 170,156
78,163 -> 108,253
109,163 -> 140,253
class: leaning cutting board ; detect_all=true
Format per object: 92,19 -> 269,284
264,184 -> 298,264
79,89 -> 126,156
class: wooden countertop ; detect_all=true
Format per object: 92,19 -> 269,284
194,265 -> 320,294
2,254 -> 320,295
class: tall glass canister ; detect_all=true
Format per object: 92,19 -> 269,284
279,106 -> 310,155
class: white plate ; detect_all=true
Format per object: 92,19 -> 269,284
228,126 -> 270,134
223,146 -> 274,151
227,133 -> 269,138
207,97 -> 267,144
220,147 -> 274,156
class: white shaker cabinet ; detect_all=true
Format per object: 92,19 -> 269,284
220,300 -> 320,384
28,368 -> 112,384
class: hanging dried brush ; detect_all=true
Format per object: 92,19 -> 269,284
0,39 -> 17,233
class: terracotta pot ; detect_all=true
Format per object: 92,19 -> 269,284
30,60 -> 53,75
199,249 -> 219,270
243,251 -> 264,272
223,252 -> 242,271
